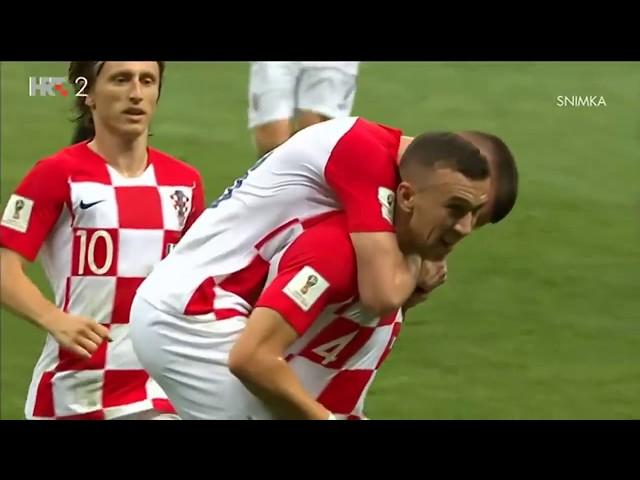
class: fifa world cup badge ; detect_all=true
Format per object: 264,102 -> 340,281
1,194 -> 33,233
300,275 -> 319,295
284,267 -> 329,311
13,199 -> 25,219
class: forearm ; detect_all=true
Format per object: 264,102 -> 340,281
231,353 -> 331,420
0,252 -> 58,331
358,253 -> 422,315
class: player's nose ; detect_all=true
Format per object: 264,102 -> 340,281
128,79 -> 144,100
453,212 -> 473,237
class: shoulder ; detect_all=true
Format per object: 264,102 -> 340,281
148,147 -> 203,184
324,118 -> 402,186
302,214 -> 354,255
327,117 -> 402,161
23,142 -> 96,181
343,117 -> 403,149
284,214 -> 357,290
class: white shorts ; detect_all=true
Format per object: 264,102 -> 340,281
129,295 -> 269,420
247,62 -> 358,128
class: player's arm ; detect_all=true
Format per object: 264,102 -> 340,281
229,306 -> 333,420
1,248 -> 69,331
325,132 -> 420,316
350,233 -> 421,315
0,160 -> 110,358
0,248 -> 109,357
402,260 -> 448,312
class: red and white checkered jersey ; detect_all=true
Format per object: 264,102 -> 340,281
254,213 -> 402,420
137,117 -> 402,323
0,142 -> 205,419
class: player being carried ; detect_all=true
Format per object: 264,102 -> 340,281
134,117 -> 518,323
129,121 -> 518,419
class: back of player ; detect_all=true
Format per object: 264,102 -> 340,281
1,143 -> 204,419
136,116 -> 402,325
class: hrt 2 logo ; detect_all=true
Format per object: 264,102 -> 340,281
28,76 -> 88,97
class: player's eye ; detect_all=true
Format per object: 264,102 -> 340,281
447,204 -> 468,217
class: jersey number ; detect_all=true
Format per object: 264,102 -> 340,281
312,331 -> 358,365
209,151 -> 273,208
75,230 -> 114,275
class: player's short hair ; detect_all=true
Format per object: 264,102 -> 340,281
464,131 -> 519,224
399,132 -> 490,181
67,61 -> 166,144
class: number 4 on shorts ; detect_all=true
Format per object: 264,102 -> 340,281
312,331 -> 358,366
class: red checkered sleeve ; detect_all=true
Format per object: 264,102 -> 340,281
0,157 -> 69,261
255,215 -> 357,336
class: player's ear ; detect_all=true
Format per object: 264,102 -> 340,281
396,181 -> 415,213
84,94 -> 95,109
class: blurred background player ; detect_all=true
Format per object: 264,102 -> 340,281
0,61 -> 205,420
248,61 -> 360,156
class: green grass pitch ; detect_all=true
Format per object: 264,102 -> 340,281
1,61 -> 639,419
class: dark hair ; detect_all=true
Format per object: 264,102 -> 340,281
67,61 -> 166,144
464,131 -> 519,224
399,132 -> 490,181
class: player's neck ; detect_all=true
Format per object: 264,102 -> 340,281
396,136 -> 414,165
88,131 -> 149,178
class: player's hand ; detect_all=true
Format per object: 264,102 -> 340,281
41,310 -> 111,358
417,260 -> 447,294
403,260 -> 448,311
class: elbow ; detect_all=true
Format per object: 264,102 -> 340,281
228,347 -> 260,384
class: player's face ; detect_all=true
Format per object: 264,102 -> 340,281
456,132 -> 497,230
397,167 -> 490,261
86,61 -> 160,139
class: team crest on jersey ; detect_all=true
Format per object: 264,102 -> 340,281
170,190 -> 190,227
1,194 -> 34,233
284,266 -> 329,312
377,187 -> 395,224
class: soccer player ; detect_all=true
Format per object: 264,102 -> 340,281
135,117 -> 517,328
129,130 -> 509,419
248,62 -> 360,156
0,61 -> 205,420
230,214 -> 446,420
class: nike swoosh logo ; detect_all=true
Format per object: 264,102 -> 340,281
79,200 -> 105,210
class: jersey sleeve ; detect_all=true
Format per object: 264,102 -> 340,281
0,158 -> 69,261
324,126 -> 400,234
255,215 -> 356,336
185,171 -> 205,232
